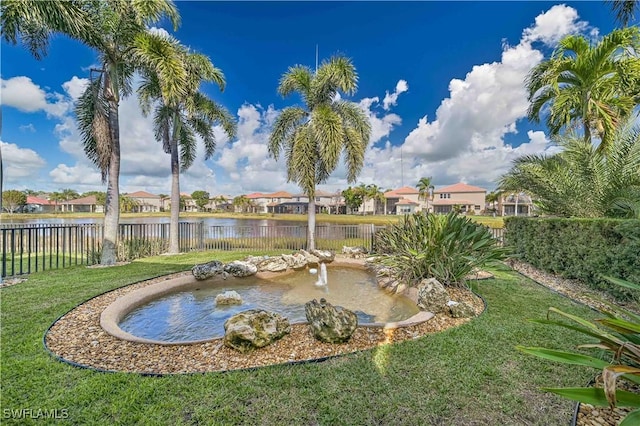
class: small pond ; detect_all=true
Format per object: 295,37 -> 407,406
118,267 -> 419,343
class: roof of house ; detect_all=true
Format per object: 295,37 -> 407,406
431,199 -> 475,206
266,191 -> 292,198
26,195 -> 54,205
384,186 -> 419,197
395,198 -> 419,205
67,195 -> 98,205
128,191 -> 159,199
314,190 -> 334,197
434,183 -> 486,193
179,192 -> 192,198
244,192 -> 264,199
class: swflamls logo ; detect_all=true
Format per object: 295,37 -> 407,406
2,409 -> 69,419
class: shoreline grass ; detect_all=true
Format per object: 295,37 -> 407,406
1,251 -> 595,424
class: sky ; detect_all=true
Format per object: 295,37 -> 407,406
0,1 -> 629,197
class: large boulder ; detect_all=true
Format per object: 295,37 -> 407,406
299,250 -> 320,265
243,255 -> 268,266
223,309 -> 290,353
192,260 -> 225,281
310,249 -> 335,263
449,301 -> 476,318
257,256 -> 289,272
305,298 -> 358,343
224,261 -> 258,277
215,291 -> 243,305
416,278 -> 449,313
281,253 -> 308,270
342,246 -> 368,258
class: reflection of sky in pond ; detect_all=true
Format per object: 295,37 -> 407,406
119,267 -> 419,343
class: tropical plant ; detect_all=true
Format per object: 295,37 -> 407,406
268,55 -> 371,250
606,0 -> 639,26
517,275 -> 640,426
417,176 -> 434,202
526,27 -> 640,153
191,191 -> 210,212
138,42 -> 236,254
364,184 -> 385,215
486,191 -> 501,212
499,123 -> 640,218
342,186 -> 365,213
1,190 -> 26,213
232,195 -> 250,213
60,188 -> 79,201
119,195 -> 139,213
82,191 -> 106,208
372,212 -> 508,287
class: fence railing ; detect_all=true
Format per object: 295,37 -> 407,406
1,222 -> 504,278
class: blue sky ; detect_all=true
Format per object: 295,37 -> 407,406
1,1 -> 626,196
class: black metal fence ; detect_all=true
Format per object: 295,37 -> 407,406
1,222 -> 504,278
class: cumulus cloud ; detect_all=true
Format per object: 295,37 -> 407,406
1,76 -> 72,117
382,79 -> 408,110
1,141 -> 47,183
49,163 -> 102,187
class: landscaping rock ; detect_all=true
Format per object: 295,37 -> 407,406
300,250 -> 320,265
417,278 -> 449,313
192,260 -> 225,281
449,301 -> 476,318
281,253 -> 308,269
310,249 -> 334,263
257,257 -> 289,272
243,255 -> 268,266
305,298 -> 358,343
223,309 -> 290,353
342,246 -> 368,258
224,261 -> 258,277
215,291 -> 243,305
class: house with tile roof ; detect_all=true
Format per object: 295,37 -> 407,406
127,191 -> 161,213
432,183 -> 486,214
25,195 -> 57,213
383,186 -> 426,215
497,192 -> 535,216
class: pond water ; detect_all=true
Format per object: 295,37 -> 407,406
118,267 -> 419,343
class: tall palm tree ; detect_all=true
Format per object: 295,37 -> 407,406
526,27 -> 640,153
269,55 -> 371,250
499,121 -> 640,218
416,176 -> 434,202
365,184 -> 385,215
138,43 -> 236,254
72,1 -> 185,265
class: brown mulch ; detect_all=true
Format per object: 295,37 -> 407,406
45,272 -> 484,375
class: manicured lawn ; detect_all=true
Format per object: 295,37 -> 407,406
1,251 -> 593,424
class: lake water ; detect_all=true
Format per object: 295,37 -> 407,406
0,216 -> 306,228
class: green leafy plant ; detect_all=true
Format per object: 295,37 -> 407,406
517,276 -> 640,425
372,212 -> 507,286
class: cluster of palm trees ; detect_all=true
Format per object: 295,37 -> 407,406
341,184 -> 385,214
500,23 -> 640,219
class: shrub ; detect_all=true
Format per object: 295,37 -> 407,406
517,276 -> 640,425
505,217 -> 640,300
372,212 -> 508,286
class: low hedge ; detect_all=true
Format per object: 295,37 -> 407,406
504,217 -> 640,299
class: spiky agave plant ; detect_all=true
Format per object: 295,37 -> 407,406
517,276 -> 640,425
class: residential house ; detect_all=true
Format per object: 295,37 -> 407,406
25,195 -> 56,213
128,191 -> 161,213
265,191 -> 293,213
243,192 -> 265,213
498,192 -> 535,216
316,190 -> 345,214
383,187 -> 424,215
205,195 -> 234,212
180,193 -> 198,212
432,183 -> 486,214
62,195 -> 101,213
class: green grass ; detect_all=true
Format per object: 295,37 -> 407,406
1,251 -> 594,425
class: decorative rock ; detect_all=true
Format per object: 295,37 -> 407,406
223,261 -> 258,277
215,291 -> 243,305
416,278 -> 449,313
192,260 -> 225,281
342,246 -> 368,258
449,301 -> 476,318
223,309 -> 290,353
305,298 -> 358,343
243,255 -> 267,266
299,250 -> 320,265
281,253 -> 308,269
257,257 -> 289,272
310,249 -> 335,263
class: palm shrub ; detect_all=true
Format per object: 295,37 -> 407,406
517,276 -> 640,425
372,212 -> 507,287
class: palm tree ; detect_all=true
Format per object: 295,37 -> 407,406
499,121 -> 640,218
486,191 -> 500,213
138,43 -> 236,254
526,27 -> 640,153
120,194 -> 139,213
606,0 -> 639,26
416,176 -> 434,201
269,55 -> 371,250
365,184 -> 385,215
233,195 -> 250,213
72,1 -> 185,265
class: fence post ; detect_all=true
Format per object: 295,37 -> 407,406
198,221 -> 205,251
370,223 -> 375,253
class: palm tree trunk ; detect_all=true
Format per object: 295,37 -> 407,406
168,138 -> 180,254
101,95 -> 120,266
307,197 -> 316,251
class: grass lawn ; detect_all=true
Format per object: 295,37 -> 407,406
1,251 -> 593,425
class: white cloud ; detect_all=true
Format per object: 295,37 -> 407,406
382,79 -> 408,110
522,4 -> 588,45
1,141 -> 47,184
49,163 -> 102,187
1,76 -> 72,117
19,124 -> 36,132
